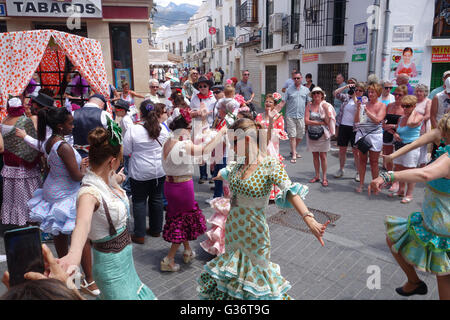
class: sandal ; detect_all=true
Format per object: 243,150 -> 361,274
388,192 -> 405,198
160,257 -> 180,272
290,158 -> 297,164
183,250 -> 196,264
80,279 -> 100,297
321,180 -> 329,187
401,197 -> 413,204
309,177 -> 320,183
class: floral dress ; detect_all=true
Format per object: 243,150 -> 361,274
255,113 -> 288,200
385,145 -> 449,275
197,156 -> 309,300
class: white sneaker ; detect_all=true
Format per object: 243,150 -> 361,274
355,173 -> 360,182
334,169 -> 344,178
205,197 -> 214,205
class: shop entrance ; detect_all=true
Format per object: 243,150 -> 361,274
431,63 -> 450,91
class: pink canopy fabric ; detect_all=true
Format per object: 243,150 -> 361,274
0,29 -> 111,120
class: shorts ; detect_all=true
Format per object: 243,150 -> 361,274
337,125 -> 356,147
285,117 -> 305,139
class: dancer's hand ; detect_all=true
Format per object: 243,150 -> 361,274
15,128 -> 27,139
368,176 -> 385,196
305,218 -> 330,247
212,171 -> 224,181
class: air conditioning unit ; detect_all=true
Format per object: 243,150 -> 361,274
269,13 -> 284,33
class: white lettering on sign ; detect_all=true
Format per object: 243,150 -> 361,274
7,1 -> 102,18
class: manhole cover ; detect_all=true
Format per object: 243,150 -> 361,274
268,208 -> 340,234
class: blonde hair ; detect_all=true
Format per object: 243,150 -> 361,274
438,112 -> 450,136
224,85 -> 235,98
401,95 -> 417,106
394,85 -> 408,96
367,83 -> 383,97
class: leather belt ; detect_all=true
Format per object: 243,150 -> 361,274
91,227 -> 131,254
166,175 -> 192,183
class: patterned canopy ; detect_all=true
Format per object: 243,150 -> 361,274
0,29 -> 111,120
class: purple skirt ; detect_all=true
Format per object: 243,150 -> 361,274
163,180 -> 206,244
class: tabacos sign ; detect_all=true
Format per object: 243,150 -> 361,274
6,0 -> 103,18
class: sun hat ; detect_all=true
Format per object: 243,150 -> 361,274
310,86 -> 326,98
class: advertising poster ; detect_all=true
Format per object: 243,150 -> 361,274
390,47 -> 424,86
115,68 -> 132,91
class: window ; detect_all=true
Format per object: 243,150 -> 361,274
0,21 -> 6,33
110,23 -> 133,91
265,0 -> 274,49
265,65 -> 277,94
433,0 -> 450,38
317,63 -> 348,103
304,0 -> 346,49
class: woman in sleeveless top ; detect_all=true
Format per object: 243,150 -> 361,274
369,113 -> 450,300
354,83 -> 386,193
305,87 -> 335,187
120,81 -> 145,123
414,84 -> 432,167
382,85 -> 406,191
59,127 -> 156,300
391,96 -> 423,203
1,98 -> 41,226
161,109 -> 227,272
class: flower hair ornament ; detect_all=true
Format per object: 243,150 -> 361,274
145,103 -> 154,112
179,107 -> 192,124
272,92 -> 282,105
106,117 -> 123,147
234,94 -> 246,107
226,79 -> 233,85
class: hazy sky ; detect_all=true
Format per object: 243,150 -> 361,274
156,0 -> 204,7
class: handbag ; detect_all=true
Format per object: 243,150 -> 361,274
356,128 -> 379,154
308,125 -> 324,140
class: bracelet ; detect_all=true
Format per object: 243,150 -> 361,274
302,211 -> 315,219
388,171 -> 395,183
380,171 -> 390,184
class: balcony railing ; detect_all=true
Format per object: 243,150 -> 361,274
282,13 -> 301,46
235,29 -> 261,48
216,0 -> 223,8
237,0 -> 258,27
304,0 -> 346,49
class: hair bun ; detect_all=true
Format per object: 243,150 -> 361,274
88,127 -> 110,147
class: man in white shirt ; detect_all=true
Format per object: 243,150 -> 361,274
161,73 -> 173,102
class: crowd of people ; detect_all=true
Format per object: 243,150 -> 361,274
0,64 -> 448,301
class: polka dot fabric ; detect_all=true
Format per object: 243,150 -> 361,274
0,30 -> 112,120
197,156 -> 308,300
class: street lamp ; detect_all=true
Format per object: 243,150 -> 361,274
207,16 -> 213,71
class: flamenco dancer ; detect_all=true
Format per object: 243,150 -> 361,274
198,118 -> 329,300
369,113 -> 450,299
161,109 -> 228,271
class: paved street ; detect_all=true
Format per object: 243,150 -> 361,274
0,137 -> 439,300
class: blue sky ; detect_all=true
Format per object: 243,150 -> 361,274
156,0 -> 203,7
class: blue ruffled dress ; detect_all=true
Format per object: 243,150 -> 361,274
385,145 -> 450,275
28,141 -> 81,235
197,156 -> 309,300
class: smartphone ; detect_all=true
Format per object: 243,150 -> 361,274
4,226 -> 45,287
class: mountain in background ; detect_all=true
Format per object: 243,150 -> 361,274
153,2 -> 199,28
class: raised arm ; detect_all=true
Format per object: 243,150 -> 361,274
430,96 -> 439,128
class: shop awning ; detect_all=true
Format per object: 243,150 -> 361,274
149,61 -> 176,66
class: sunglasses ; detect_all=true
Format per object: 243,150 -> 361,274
213,91 -> 221,94
150,86 -> 159,89
294,77 -> 302,80
192,73 -> 198,75
402,104 -> 414,109
243,74 -> 250,76
384,87 -> 393,89
199,85 -> 209,89
312,92 -> 322,95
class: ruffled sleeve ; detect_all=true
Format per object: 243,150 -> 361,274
219,161 -> 237,182
77,185 -> 102,208
267,157 -> 309,208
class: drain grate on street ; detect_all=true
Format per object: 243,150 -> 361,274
268,208 -> 340,234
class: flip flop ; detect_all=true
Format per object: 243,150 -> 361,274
290,158 -> 297,164
322,180 -> 329,187
309,177 -> 320,183
401,197 -> 413,204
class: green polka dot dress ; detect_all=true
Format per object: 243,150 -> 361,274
385,145 -> 450,275
197,156 -> 308,300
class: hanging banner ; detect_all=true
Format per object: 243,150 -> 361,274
390,47 -> 424,86
432,46 -> 450,63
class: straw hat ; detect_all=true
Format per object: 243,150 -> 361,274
310,86 -> 326,98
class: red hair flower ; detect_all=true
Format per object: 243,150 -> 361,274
234,94 -> 246,107
180,108 -> 192,124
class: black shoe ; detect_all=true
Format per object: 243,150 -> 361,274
395,281 -> 428,297
198,178 -> 207,184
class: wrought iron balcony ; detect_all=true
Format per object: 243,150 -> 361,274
236,0 -> 258,27
235,29 -> 261,48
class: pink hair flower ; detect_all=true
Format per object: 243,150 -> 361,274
234,94 -> 246,107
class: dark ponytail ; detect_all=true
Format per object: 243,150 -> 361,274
37,106 -> 71,142
139,100 -> 162,140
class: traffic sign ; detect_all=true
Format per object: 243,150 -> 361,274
209,27 -> 216,35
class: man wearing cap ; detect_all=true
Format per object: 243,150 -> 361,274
210,84 -> 225,123
429,71 -> 450,99
72,94 -> 112,158
113,99 -> 132,196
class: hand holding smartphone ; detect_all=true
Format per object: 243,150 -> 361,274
4,227 -> 45,287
